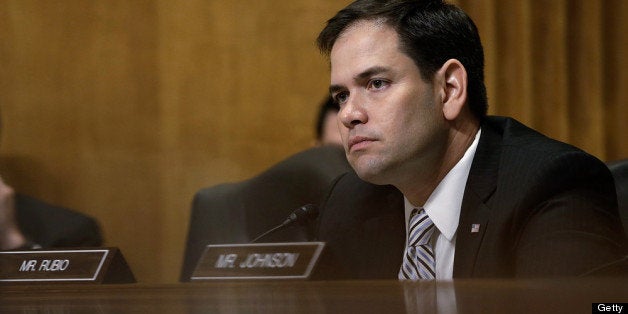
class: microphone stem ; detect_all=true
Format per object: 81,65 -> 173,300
250,222 -> 288,243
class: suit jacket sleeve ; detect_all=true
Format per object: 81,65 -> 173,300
16,194 -> 103,248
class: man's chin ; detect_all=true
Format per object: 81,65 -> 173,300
352,163 -> 389,186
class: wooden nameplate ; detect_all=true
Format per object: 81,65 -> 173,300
191,242 -> 325,281
0,247 -> 135,284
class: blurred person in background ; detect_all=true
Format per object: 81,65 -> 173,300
314,95 -> 343,147
0,111 -> 102,250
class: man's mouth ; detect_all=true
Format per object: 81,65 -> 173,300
348,136 -> 375,152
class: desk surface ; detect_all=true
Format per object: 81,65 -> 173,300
1,278 -> 627,313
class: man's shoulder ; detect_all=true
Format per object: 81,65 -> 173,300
15,193 -> 102,247
485,116 -> 586,156
482,115 -> 607,172
16,194 -> 94,222
480,116 -> 615,205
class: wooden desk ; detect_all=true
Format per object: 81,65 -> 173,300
1,278 -> 626,313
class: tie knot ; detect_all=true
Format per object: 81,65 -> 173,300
408,208 -> 435,246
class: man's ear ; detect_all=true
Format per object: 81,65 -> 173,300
437,59 -> 468,121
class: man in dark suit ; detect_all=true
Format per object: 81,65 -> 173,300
312,0 -> 626,280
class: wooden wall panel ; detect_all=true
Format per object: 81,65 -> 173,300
529,0 -> 569,139
0,0 -> 626,283
0,0 -> 163,282
458,0 -> 627,160
568,1 -> 605,157
603,0 -> 628,160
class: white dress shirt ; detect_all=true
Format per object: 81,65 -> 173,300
403,129 -> 481,280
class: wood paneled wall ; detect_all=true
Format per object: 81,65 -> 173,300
458,0 -> 628,159
1,0 -> 626,283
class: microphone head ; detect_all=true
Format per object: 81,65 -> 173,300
285,204 -> 319,226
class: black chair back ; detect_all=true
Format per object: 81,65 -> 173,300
608,159 -> 628,235
180,145 -> 351,281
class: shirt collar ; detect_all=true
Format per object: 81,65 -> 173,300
404,128 -> 481,241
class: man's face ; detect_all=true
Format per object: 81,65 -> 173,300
329,20 -> 448,186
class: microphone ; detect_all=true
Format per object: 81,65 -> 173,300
250,204 -> 319,243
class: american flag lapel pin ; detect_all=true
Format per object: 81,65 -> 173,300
471,224 -> 480,233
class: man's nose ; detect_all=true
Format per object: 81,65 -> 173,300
339,93 -> 368,128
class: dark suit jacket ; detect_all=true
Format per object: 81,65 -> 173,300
15,194 -> 103,248
313,116 -> 627,279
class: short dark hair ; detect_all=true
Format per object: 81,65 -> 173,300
317,0 -> 488,120
315,95 -> 340,141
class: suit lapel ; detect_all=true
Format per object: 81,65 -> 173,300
358,187 -> 406,277
362,210 -> 406,276
453,118 -> 502,277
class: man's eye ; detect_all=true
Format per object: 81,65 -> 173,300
370,79 -> 387,90
335,92 -> 348,104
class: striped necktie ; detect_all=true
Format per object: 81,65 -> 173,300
399,208 -> 436,280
